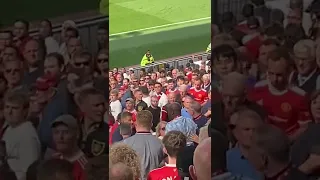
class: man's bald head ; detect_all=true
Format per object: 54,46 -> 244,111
222,72 -> 247,96
168,92 -> 177,103
190,138 -> 211,180
179,84 -> 187,92
110,162 -> 134,180
167,102 -> 182,121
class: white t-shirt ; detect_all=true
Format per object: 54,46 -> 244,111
2,121 -> 41,180
110,100 -> 122,120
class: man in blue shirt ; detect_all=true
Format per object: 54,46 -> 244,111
181,96 -> 193,119
227,108 -> 264,180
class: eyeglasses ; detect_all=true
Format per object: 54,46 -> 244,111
74,61 -> 90,67
97,58 -> 108,63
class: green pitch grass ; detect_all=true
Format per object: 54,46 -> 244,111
0,0 -> 100,26
109,0 -> 211,68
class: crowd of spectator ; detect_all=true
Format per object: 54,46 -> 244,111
0,16 -> 111,180
109,51 -> 212,179
209,0 -> 320,179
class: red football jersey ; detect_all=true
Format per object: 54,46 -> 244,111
188,87 -> 208,104
52,150 -> 87,180
242,33 -> 262,62
109,123 -> 119,145
147,164 -> 181,180
166,88 -> 179,95
248,80 -> 311,135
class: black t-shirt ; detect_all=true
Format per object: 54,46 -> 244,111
146,106 -> 161,131
135,100 -> 148,111
80,122 -> 109,158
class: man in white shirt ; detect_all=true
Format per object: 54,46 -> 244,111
110,89 -> 122,120
2,92 -> 40,180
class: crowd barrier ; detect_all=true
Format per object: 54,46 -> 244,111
29,15 -> 109,53
128,52 -> 210,76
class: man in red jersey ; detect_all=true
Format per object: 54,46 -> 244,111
147,130 -> 187,180
248,48 -> 311,141
124,98 -> 137,122
166,79 -> 178,95
188,77 -> 208,105
50,115 -> 87,180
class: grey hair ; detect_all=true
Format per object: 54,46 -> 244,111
189,101 -> 202,113
234,108 -> 263,125
252,125 -> 290,163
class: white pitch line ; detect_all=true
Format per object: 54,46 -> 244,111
110,17 -> 211,36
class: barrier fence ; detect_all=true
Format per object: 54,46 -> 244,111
128,52 -> 209,76
29,15 -> 109,53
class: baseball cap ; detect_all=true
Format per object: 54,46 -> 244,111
125,98 -> 134,103
293,39 -> 316,59
51,114 -> 78,129
35,74 -> 57,91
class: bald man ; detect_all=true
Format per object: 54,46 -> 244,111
110,162 -> 134,180
211,72 -> 266,137
189,138 -> 211,180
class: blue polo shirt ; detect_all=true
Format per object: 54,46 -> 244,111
227,147 -> 263,180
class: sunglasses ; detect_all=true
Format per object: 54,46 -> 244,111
74,61 -> 90,67
5,69 -> 20,74
97,58 -> 108,63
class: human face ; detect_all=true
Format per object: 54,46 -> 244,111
154,84 -> 162,93
151,97 -> 159,107
167,82 -> 174,90
259,45 -> 277,68
4,61 -> 22,86
267,59 -> 289,90
213,56 -> 235,77
151,73 -> 157,80
123,79 -> 129,87
294,55 -> 315,76
81,94 -> 105,122
194,80 -> 201,90
23,40 -> 40,66
168,93 -> 176,103
74,57 -> 91,74
63,30 -> 77,43
0,32 -> 12,50
159,122 -> 166,136
126,101 -> 134,110
221,85 -> 245,114
67,38 -> 82,56
134,91 -> 143,101
44,56 -> 61,76
311,95 -> 320,122
177,79 -> 184,86
39,20 -> 51,37
52,124 -> 77,153
4,101 -> 25,127
183,97 -> 192,108
2,47 -> 18,62
97,53 -> 108,72
172,70 -> 177,78
110,93 -> 118,101
97,28 -> 108,44
287,9 -> 302,25
121,116 -> 133,125
13,21 -> 28,38
110,81 -> 117,90
179,90 -> 187,98
234,118 -> 261,147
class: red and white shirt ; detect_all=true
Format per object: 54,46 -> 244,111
166,88 -> 179,95
147,164 -> 181,180
188,87 -> 208,104
52,150 -> 88,180
248,80 -> 311,135
124,109 -> 137,122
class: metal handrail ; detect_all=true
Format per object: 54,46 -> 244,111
128,52 -> 209,75
29,15 -> 109,36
